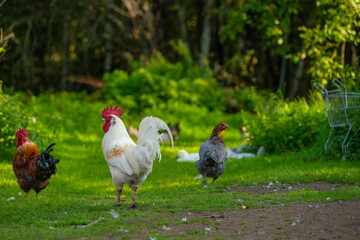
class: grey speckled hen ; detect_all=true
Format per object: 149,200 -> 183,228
195,121 -> 229,184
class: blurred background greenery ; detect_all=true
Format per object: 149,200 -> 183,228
0,0 -> 359,161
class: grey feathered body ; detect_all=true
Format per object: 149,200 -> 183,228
196,137 -> 227,180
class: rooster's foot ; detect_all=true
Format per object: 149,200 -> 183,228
114,199 -> 126,206
128,203 -> 136,209
201,177 -> 208,185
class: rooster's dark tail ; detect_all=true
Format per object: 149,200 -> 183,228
37,143 -> 60,179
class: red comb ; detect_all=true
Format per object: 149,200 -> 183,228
16,128 -> 30,138
102,105 -> 124,119
221,121 -> 227,125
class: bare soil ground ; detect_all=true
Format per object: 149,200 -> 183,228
163,200 -> 360,240
132,183 -> 360,240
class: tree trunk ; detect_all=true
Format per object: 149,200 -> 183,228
104,0 -> 113,73
288,42 -> 306,100
350,44 -> 357,67
289,58 -> 305,100
278,55 -> 287,92
199,0 -> 215,65
62,2 -> 69,91
196,1 -> 203,59
23,21 -> 33,91
278,37 -> 288,93
177,0 -> 187,45
215,0 -> 223,65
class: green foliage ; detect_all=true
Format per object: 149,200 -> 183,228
219,0 -> 298,54
0,81 -> 33,159
230,86 -> 268,113
298,0 -> 360,88
218,1 -> 247,41
218,0 -> 359,95
234,88 -> 359,158
0,89 -> 106,161
103,42 -> 227,115
322,123 -> 360,161
223,49 -> 258,84
24,92 -> 104,135
0,47 -> 5,57
243,95 -> 328,153
168,40 -> 214,78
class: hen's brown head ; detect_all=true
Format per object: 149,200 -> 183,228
211,121 -> 229,139
102,105 -> 124,133
15,128 -> 30,148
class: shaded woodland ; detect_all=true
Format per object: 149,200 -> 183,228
1,0 -> 359,98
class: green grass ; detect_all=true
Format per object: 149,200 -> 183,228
1,96 -> 360,239
1,130 -> 360,239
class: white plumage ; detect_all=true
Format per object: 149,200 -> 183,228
176,150 -> 200,162
102,115 -> 173,208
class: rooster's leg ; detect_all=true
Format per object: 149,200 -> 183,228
114,188 -> 124,206
130,186 -> 138,208
36,192 -> 39,198
26,192 -> 29,198
201,175 -> 208,185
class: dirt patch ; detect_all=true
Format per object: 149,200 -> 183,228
232,182 -> 355,195
152,183 -> 360,239
106,183 -> 359,239
159,200 -> 360,239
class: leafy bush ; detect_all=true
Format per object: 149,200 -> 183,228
0,81 -> 33,160
18,91 -> 107,138
103,42 -> 227,115
0,88 -> 108,162
317,101 -> 360,161
242,94 -> 328,154
230,86 -> 268,113
299,0 -> 360,89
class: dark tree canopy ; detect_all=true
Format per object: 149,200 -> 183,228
1,0 -> 359,97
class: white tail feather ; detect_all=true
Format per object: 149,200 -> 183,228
135,116 -> 174,167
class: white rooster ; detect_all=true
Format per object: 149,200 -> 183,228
101,105 -> 173,208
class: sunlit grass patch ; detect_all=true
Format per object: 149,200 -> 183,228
1,96 -> 360,239
1,141 -> 360,240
